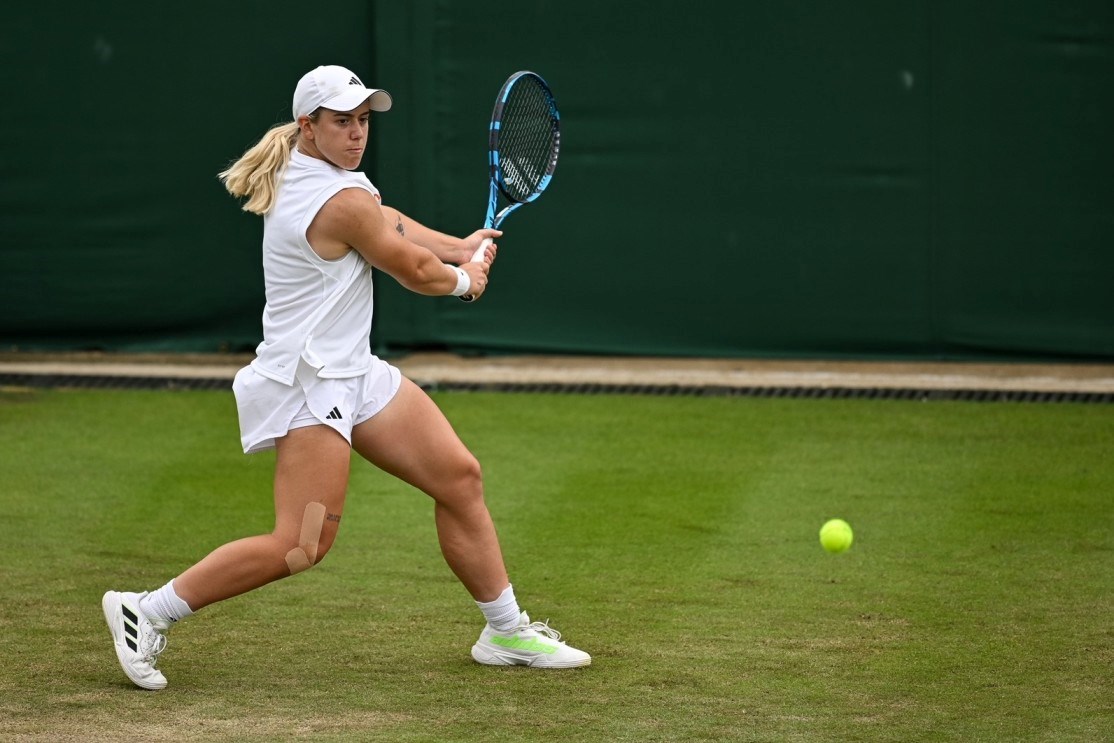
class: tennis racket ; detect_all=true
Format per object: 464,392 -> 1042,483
460,70 -> 560,302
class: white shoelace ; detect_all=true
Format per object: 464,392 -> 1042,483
524,618 -> 563,643
140,628 -> 168,663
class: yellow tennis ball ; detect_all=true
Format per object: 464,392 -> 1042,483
819,519 -> 853,553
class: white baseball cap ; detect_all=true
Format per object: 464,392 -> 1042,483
292,65 -> 393,119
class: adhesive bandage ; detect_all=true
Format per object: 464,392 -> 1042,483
285,502 -> 327,575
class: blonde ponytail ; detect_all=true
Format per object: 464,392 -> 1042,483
218,121 -> 301,215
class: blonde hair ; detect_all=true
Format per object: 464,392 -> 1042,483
218,119 -> 309,215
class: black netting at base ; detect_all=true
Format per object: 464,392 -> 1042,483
2,373 -> 1111,404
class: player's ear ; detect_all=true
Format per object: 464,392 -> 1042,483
297,115 -> 314,140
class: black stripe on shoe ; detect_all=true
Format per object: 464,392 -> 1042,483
123,604 -> 139,651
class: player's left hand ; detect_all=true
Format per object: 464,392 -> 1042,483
461,229 -> 501,265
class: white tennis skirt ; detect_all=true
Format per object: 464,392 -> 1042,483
232,356 -> 402,454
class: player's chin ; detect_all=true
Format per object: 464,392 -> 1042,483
341,149 -> 365,169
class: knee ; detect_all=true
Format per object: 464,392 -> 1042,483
435,452 -> 484,506
282,502 -> 338,575
309,529 -> 338,564
316,529 -> 338,561
284,533 -> 336,574
455,453 -> 484,498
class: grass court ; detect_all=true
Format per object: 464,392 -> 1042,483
1,387 -> 1110,741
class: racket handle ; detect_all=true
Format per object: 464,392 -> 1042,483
469,237 -> 493,264
459,237 -> 493,303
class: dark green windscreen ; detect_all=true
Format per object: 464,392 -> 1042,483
3,1 -> 1111,360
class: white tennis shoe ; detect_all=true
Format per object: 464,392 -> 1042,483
472,612 -> 591,668
102,590 -> 170,690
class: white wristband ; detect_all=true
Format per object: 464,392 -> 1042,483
449,266 -> 471,297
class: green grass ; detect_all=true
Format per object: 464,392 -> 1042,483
0,387 -> 1111,741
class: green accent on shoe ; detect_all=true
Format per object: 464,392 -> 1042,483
489,635 -> 558,654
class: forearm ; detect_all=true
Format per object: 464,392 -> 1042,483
395,251 -> 471,297
382,206 -> 465,262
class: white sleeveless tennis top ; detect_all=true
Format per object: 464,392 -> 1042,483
250,149 -> 381,386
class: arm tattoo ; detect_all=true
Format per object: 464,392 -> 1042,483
395,216 -> 405,236
326,513 -> 342,524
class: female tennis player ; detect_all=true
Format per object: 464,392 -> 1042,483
102,65 -> 590,689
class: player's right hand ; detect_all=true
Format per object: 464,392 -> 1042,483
462,259 -> 490,299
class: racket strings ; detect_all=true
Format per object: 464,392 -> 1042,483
497,79 -> 558,202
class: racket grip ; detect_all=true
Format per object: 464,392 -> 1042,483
469,237 -> 493,264
459,238 -> 493,303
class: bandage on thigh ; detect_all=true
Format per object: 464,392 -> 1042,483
285,502 -> 327,575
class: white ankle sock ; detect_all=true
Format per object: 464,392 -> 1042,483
476,584 -> 522,633
140,579 -> 195,626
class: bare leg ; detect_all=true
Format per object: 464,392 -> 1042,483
351,378 -> 510,602
173,425 -> 351,610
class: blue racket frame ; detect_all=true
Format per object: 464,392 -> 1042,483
460,71 -> 560,301
484,70 -> 560,231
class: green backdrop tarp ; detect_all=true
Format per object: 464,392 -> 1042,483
3,1 -> 1112,360
0,1 -> 375,351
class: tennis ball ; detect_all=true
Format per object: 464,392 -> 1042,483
819,518 -> 853,553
